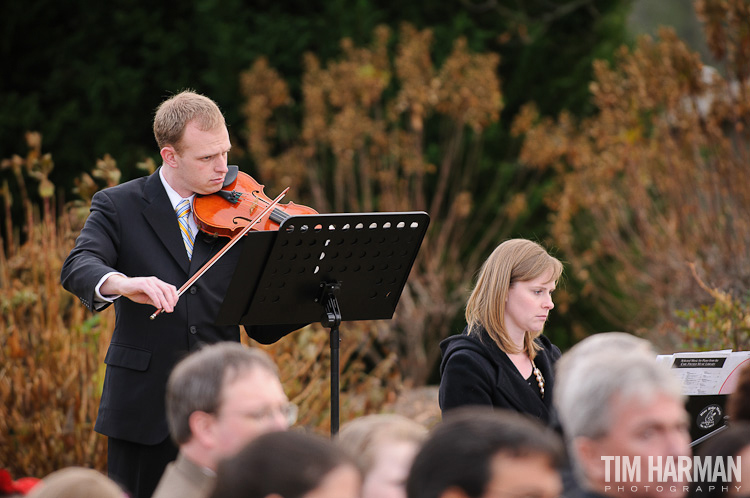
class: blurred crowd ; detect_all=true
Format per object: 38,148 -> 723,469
5,333 -> 750,498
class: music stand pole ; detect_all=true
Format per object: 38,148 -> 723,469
319,282 -> 342,434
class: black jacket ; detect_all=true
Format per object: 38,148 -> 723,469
439,325 -> 561,425
61,169 -> 298,445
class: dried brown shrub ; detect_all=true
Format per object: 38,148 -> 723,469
1,137 -> 406,476
0,134 -> 111,476
513,0 -> 750,346
238,24 -> 523,382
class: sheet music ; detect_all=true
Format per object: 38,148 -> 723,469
658,350 -> 750,395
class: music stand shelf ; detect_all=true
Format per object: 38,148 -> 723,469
217,211 -> 430,434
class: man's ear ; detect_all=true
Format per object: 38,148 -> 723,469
188,410 -> 215,447
574,436 -> 607,483
160,146 -> 178,168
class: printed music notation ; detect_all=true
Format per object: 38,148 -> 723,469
657,350 -> 750,395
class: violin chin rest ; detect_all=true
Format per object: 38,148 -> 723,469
223,165 -> 239,187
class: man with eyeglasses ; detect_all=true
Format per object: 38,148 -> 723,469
406,407 -> 564,498
152,342 -> 296,498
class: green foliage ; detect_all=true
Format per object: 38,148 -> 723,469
514,0 -> 750,349
1,0 -> 630,193
676,267 -> 750,352
1,0 -> 632,344
677,295 -> 750,352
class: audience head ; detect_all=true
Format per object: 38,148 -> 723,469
166,342 -> 295,469
554,332 -> 656,406
337,414 -> 428,498
727,363 -> 750,423
465,239 -> 563,357
25,468 -> 123,498
210,430 -> 361,498
406,407 -> 564,498
688,422 -> 750,498
555,344 -> 691,498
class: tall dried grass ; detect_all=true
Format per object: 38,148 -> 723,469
236,24 -> 536,382
0,136 -> 407,477
0,134 -> 111,475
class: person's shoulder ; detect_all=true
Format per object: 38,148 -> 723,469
440,329 -> 498,373
440,328 -> 487,357
153,455 -> 214,498
91,173 -> 155,204
439,333 -> 497,380
535,334 -> 562,360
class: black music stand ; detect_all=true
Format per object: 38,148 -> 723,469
216,211 -> 430,434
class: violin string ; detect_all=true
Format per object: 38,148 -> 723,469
230,192 -> 284,216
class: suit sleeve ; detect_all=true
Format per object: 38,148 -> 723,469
439,349 -> 497,414
61,191 -> 122,311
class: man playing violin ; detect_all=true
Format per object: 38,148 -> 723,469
61,90 -> 302,498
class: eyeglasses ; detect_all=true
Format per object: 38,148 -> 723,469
219,402 -> 299,426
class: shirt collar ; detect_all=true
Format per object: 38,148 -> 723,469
159,166 -> 195,209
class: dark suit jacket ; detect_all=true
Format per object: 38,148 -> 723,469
438,325 -> 561,425
61,168 -> 295,445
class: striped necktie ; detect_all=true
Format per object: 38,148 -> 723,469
176,199 -> 195,260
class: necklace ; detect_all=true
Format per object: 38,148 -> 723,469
531,359 -> 545,398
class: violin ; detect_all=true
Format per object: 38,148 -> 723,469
193,167 -> 318,236
150,166 -> 317,320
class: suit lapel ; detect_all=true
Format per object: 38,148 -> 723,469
189,232 -> 221,276
142,170 -> 191,274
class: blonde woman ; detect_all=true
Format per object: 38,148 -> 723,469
439,239 -> 563,424
336,414 -> 427,498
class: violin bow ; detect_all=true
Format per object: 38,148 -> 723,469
150,187 -> 290,320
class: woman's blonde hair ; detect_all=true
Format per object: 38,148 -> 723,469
335,414 -> 427,474
465,239 -> 563,359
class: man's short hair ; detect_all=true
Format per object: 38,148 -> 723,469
553,332 -> 656,420
153,90 -> 225,152
554,348 -> 684,442
406,407 -> 565,498
166,342 -> 279,445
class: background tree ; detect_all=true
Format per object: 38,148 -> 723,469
1,0 -> 632,362
512,0 -> 750,349
239,24 -> 509,383
0,0 -> 628,184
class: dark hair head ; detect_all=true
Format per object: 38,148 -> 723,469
406,407 -> 565,498
727,364 -> 750,422
166,342 -> 279,445
210,430 -> 360,498
688,422 -> 750,498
